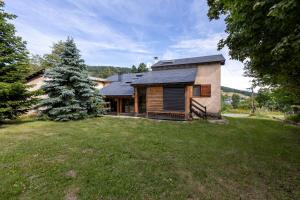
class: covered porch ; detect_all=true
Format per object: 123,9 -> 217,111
105,85 -> 195,120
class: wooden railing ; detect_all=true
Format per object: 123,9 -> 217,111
147,111 -> 186,120
190,98 -> 207,119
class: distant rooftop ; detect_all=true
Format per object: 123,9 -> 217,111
152,54 -> 225,69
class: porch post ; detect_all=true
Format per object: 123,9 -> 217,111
185,85 -> 193,120
116,98 -> 120,115
134,87 -> 138,116
119,98 -> 123,113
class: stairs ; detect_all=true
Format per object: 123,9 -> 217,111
190,98 -> 207,119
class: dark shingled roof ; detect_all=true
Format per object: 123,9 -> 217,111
100,68 -> 197,96
152,54 -> 225,68
131,68 -> 197,85
100,82 -> 134,96
101,54 -> 225,96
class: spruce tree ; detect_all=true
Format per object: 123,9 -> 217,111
0,2 -> 38,120
40,38 -> 106,121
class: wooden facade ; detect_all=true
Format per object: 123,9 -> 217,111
146,86 -> 163,112
106,84 -> 197,120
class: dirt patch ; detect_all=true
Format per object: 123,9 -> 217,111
66,170 -> 77,178
177,170 -> 205,197
65,187 -> 80,200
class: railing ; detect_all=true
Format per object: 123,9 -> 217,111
190,98 -> 207,119
147,111 -> 186,120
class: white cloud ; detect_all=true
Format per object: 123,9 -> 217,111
8,0 -> 151,60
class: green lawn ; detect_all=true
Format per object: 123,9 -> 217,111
0,117 -> 300,200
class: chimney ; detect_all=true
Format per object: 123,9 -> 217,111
117,73 -> 123,82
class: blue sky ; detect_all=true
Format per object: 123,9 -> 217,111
6,0 -> 252,90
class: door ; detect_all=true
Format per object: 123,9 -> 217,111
163,86 -> 185,111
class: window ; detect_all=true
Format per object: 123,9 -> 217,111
193,84 -> 211,97
193,86 -> 200,96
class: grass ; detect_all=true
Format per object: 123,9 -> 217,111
0,116 -> 300,200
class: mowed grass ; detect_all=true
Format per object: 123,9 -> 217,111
0,117 -> 300,200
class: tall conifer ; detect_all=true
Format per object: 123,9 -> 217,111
40,38 -> 106,121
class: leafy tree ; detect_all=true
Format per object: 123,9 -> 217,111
28,54 -> 45,74
137,63 -> 148,72
207,0 -> 300,101
87,66 -> 131,78
40,38 -> 106,121
256,88 -> 274,109
42,40 -> 65,69
131,65 -> 137,73
0,2 -> 38,120
231,94 -> 240,109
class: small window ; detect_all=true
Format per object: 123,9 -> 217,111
193,84 -> 211,97
193,86 -> 200,96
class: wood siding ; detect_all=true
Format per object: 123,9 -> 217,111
146,86 -> 163,112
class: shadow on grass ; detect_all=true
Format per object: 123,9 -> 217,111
0,117 -> 41,128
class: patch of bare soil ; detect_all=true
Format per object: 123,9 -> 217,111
65,187 -> 80,200
66,170 -> 77,178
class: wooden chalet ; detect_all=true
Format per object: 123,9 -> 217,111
100,54 -> 225,120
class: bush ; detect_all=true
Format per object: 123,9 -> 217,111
286,114 -> 300,123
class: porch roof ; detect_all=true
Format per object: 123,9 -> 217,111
100,82 -> 133,96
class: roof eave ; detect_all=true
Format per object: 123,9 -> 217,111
131,81 -> 194,86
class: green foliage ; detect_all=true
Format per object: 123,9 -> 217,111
255,87 -> 297,112
41,40 -> 65,69
40,38 -> 106,121
137,62 -> 148,72
231,94 -> 240,109
221,94 -> 231,112
87,66 -> 131,78
131,65 -> 137,73
256,88 -> 276,109
0,2 -> 38,120
207,0 -> 300,102
286,114 -> 300,123
87,62 -> 149,78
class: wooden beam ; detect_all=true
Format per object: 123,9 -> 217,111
119,98 -> 123,113
116,98 -> 120,115
185,85 -> 193,119
134,87 -> 138,115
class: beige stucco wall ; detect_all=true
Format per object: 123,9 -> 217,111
94,81 -> 107,89
26,76 -> 45,91
193,63 -> 221,115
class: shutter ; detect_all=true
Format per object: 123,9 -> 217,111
200,84 -> 211,97
163,87 -> 185,111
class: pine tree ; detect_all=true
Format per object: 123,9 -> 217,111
0,2 -> 38,120
40,38 -> 106,121
131,65 -> 137,73
137,63 -> 148,72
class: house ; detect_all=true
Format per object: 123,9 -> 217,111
100,54 -> 225,120
26,69 -> 110,93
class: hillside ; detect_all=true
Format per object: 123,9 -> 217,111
87,66 -> 132,78
221,86 -> 252,97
